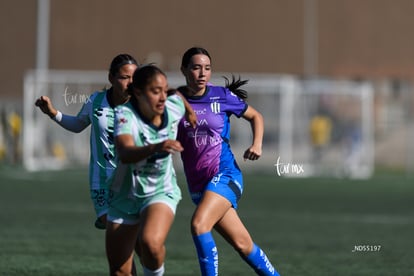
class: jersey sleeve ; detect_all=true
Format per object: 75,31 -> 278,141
114,105 -> 134,137
54,93 -> 94,132
56,114 -> 90,132
166,93 -> 186,119
223,88 -> 248,117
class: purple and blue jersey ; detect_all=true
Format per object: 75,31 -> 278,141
180,85 -> 280,276
178,84 -> 248,193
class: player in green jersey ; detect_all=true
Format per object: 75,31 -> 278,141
35,54 -> 138,229
105,65 -> 190,276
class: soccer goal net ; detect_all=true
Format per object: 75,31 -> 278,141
23,70 -> 374,178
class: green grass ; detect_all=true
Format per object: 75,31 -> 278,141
0,166 -> 413,275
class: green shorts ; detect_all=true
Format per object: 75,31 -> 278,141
107,190 -> 181,225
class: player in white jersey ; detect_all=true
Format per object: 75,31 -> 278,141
35,54 -> 139,229
105,65 -> 190,276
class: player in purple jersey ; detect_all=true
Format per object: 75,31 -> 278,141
177,47 -> 280,276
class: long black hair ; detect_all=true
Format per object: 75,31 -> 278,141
223,74 -> 249,100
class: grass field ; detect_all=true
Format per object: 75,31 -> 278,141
0,166 -> 413,275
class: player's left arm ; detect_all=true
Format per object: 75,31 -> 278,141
241,105 -> 264,161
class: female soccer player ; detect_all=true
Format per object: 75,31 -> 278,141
105,65 -> 188,276
177,47 -> 281,276
35,54 -> 139,229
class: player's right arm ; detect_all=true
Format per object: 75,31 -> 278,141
115,134 -> 183,164
114,105 -> 183,164
35,95 -> 90,133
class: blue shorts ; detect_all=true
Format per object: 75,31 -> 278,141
191,170 -> 244,209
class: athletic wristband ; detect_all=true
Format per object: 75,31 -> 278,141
52,111 -> 62,122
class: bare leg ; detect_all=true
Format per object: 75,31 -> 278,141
191,191 -> 232,235
192,191 -> 279,275
214,206 -> 279,275
138,203 -> 175,271
214,208 -> 254,256
190,191 -> 232,275
106,222 -> 139,276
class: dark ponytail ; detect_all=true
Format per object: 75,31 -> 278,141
223,74 -> 249,100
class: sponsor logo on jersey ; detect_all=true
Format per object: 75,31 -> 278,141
194,108 -> 207,115
183,118 -> 209,128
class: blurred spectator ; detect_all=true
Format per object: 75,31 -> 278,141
0,106 -> 22,165
309,109 -> 332,163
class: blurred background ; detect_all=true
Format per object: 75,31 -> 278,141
1,0 -> 414,177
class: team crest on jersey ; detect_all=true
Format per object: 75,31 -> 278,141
210,102 -> 221,113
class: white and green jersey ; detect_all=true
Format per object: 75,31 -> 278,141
70,89 -> 116,190
110,94 -> 185,209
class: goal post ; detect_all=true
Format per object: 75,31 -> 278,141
279,79 -> 374,178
